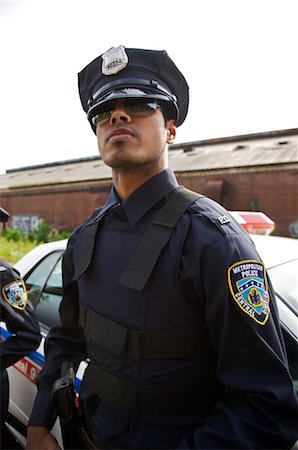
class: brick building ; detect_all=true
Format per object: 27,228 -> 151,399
0,128 -> 297,237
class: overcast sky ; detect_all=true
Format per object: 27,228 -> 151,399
1,0 -> 297,175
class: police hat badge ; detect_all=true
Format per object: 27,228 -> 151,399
102,45 -> 128,76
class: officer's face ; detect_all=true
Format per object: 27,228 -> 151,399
95,99 -> 176,173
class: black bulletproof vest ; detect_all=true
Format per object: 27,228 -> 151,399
76,187 -> 222,413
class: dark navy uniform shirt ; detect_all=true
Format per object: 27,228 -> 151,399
29,169 -> 298,449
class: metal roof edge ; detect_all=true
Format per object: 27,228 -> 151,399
171,128 -> 298,150
4,128 -> 298,174
6,155 -> 101,174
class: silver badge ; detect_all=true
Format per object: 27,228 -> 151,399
102,45 -> 128,76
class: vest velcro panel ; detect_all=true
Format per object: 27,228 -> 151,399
82,360 -> 221,414
79,305 -> 210,360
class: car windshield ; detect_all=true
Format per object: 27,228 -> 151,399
268,259 -> 298,315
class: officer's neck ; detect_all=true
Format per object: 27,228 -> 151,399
112,164 -> 167,201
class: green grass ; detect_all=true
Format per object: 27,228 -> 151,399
0,222 -> 71,266
0,236 -> 39,265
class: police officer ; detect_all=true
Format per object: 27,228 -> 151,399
0,259 -> 41,449
27,46 -> 298,449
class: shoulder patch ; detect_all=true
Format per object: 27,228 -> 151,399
227,260 -> 270,325
2,279 -> 28,310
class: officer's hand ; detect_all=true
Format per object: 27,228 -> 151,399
26,426 -> 61,450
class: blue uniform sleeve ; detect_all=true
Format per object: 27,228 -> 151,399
178,212 -> 298,448
29,231 -> 88,428
0,264 -> 41,370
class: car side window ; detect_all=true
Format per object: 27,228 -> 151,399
25,251 -> 63,332
34,257 -> 63,332
283,330 -> 298,395
269,260 -> 298,315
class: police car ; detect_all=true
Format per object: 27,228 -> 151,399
1,214 -> 298,447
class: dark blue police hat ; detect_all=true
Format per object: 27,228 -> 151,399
78,46 -> 189,133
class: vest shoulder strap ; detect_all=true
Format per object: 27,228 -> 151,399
119,187 -> 203,291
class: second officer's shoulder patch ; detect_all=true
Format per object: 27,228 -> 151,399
2,279 -> 28,310
228,260 -> 270,325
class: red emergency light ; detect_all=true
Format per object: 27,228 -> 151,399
229,211 -> 275,235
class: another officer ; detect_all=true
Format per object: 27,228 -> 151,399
27,46 -> 298,449
0,259 -> 41,449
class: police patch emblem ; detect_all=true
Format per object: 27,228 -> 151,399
2,279 -> 28,310
102,45 -> 128,75
228,260 -> 270,325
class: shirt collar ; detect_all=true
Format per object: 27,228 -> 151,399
90,188 -> 119,222
90,168 -> 179,226
121,168 -> 179,226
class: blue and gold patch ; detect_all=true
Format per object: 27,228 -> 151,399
2,279 -> 28,310
228,260 -> 270,325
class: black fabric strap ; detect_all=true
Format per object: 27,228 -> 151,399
82,361 -> 220,414
73,207 -> 114,281
79,305 -> 209,360
73,221 -> 100,280
119,187 -> 202,291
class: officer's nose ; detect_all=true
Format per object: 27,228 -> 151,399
110,102 -> 132,125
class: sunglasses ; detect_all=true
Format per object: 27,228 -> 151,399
91,99 -> 160,126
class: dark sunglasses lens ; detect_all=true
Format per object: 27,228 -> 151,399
92,99 -> 159,126
126,101 -> 159,115
92,101 -> 115,126
93,111 -> 110,126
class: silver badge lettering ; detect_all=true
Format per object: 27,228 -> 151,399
102,45 -> 128,76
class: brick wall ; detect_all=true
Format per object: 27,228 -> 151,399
1,168 -> 297,237
0,184 -> 110,232
177,167 -> 298,236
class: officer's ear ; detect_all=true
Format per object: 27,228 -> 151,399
166,120 -> 176,144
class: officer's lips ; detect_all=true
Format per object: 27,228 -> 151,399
107,127 -> 134,142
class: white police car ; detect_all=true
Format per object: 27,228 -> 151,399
3,240 -> 68,447
1,216 -> 298,447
